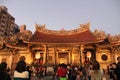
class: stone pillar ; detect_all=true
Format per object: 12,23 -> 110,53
43,45 -> 47,64
54,48 -> 57,65
79,45 -> 83,64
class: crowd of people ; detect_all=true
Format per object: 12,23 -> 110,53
0,62 -> 11,80
32,57 -> 120,80
0,56 -> 120,80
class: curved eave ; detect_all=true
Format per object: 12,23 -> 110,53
24,37 -> 103,44
28,29 -> 97,44
111,41 -> 120,45
98,41 -> 120,48
24,41 -> 100,46
6,44 -> 27,50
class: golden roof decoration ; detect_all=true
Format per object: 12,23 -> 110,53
5,25 -> 32,45
5,34 -> 18,45
18,30 -> 32,41
35,22 -> 90,35
93,29 -> 107,40
108,34 -> 120,42
93,29 -> 120,43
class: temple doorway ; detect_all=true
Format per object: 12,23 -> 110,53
58,52 -> 69,64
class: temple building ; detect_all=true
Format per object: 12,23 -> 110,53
0,6 -> 120,73
28,23 -> 97,65
26,23 -> 120,69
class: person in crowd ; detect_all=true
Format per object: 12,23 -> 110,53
67,64 -> 72,80
13,61 -> 29,80
76,65 -> 85,80
71,66 -> 78,80
88,63 -> 93,80
26,66 -> 33,80
19,56 -> 27,68
7,67 -> 11,73
46,65 -> 54,76
56,63 -> 67,80
19,56 -> 26,62
54,64 -> 61,80
108,64 -> 115,80
0,62 -> 12,80
41,65 -> 55,80
115,56 -> 120,80
91,60 -> 103,80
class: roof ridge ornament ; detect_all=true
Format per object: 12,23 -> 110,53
36,24 -> 46,32
35,22 -> 90,35
80,21 -> 90,30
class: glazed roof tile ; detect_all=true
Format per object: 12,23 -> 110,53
30,29 -> 96,44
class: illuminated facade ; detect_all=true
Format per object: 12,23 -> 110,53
0,6 -> 120,73
28,23 -> 97,65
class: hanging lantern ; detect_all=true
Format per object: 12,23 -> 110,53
86,51 -> 91,58
35,52 -> 40,59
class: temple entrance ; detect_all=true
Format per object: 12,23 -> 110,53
58,52 -> 69,64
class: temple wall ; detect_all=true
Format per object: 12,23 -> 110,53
96,50 -> 111,69
42,47 -> 81,65
0,52 -> 12,69
72,53 -> 80,64
1,47 -> 119,70
114,50 -> 120,63
17,50 -> 33,65
96,49 -> 120,69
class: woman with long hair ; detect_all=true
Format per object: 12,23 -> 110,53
91,61 -> 103,80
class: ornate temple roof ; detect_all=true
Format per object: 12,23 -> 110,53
29,22 -> 97,44
6,42 -> 28,50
